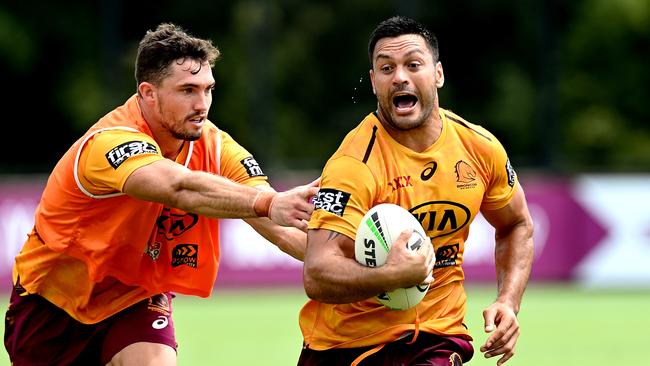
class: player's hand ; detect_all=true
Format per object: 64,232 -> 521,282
268,178 -> 320,231
480,301 -> 520,365
383,229 -> 435,289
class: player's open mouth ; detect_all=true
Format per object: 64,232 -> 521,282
393,94 -> 418,114
188,116 -> 206,125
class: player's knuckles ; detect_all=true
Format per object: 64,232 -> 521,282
395,231 -> 411,244
304,205 -> 315,214
495,337 -> 517,355
503,328 -> 518,344
302,201 -> 315,212
486,337 -> 504,351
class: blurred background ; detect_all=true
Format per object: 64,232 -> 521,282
1,0 -> 649,365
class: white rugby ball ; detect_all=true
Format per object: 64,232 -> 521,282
354,203 -> 431,310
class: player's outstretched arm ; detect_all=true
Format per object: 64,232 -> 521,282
303,228 -> 434,304
244,217 -> 307,261
122,159 -> 316,230
243,179 -> 321,261
479,187 -> 534,365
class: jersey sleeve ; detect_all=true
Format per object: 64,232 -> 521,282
80,130 -> 165,194
219,130 -> 270,188
309,156 -> 377,240
480,136 -> 518,211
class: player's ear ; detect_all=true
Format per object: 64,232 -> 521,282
138,82 -> 156,102
369,69 -> 377,95
435,62 -> 445,88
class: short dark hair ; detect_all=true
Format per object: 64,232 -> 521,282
135,23 -> 220,88
367,16 -> 439,64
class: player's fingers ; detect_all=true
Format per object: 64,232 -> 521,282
395,229 -> 414,248
422,271 -> 434,284
291,218 -> 308,232
481,334 -> 500,354
482,307 -> 497,333
483,319 -> 517,352
481,323 -> 509,353
307,177 -> 321,187
485,328 -> 519,364
295,209 -> 312,222
304,185 -> 320,197
424,242 -> 435,266
497,351 -> 514,366
295,200 -> 315,215
288,184 -> 318,201
480,308 -> 497,351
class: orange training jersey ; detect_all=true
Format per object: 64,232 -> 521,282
13,94 -> 269,323
301,109 -> 518,350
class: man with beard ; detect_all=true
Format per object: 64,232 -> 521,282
4,23 -> 318,365
300,16 -> 534,366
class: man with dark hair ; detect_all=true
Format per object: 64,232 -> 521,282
4,23 -> 318,365
299,16 -> 534,366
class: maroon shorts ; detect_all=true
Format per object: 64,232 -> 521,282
298,332 -> 474,366
4,285 -> 177,365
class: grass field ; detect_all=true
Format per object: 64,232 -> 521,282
2,284 -> 650,365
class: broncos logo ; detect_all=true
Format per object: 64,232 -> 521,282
455,161 -> 476,183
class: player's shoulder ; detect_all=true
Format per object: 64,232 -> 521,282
202,120 -> 241,142
442,108 -> 500,146
86,129 -> 161,166
330,113 -> 381,162
202,119 -> 220,133
90,127 -> 155,143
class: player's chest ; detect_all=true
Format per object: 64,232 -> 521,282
375,151 -> 486,235
378,152 -> 485,202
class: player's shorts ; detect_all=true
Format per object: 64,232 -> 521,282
4,284 -> 177,365
297,331 -> 474,366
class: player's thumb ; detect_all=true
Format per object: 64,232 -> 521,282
482,308 -> 496,333
395,229 -> 414,249
307,177 -> 321,188
302,178 -> 320,199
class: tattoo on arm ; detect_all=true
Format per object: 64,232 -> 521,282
326,231 -> 341,242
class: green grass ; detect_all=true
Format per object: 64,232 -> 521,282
2,284 -> 650,365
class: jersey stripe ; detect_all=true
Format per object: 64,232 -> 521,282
362,125 -> 378,164
445,113 -> 492,141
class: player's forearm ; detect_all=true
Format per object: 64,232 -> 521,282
273,227 -> 307,261
244,217 -> 306,261
303,255 -> 401,303
173,170 -> 265,219
493,220 -> 534,314
125,160 -> 273,219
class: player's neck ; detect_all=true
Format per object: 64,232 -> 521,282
150,129 -> 185,161
377,109 -> 443,153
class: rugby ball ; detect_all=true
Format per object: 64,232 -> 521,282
354,203 -> 431,310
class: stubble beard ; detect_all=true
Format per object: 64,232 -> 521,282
377,98 -> 434,132
158,103 -> 203,141
170,124 -> 202,141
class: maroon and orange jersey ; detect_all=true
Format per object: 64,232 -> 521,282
300,109 -> 518,349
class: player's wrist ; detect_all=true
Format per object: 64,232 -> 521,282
253,190 -> 277,217
494,295 -> 520,315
